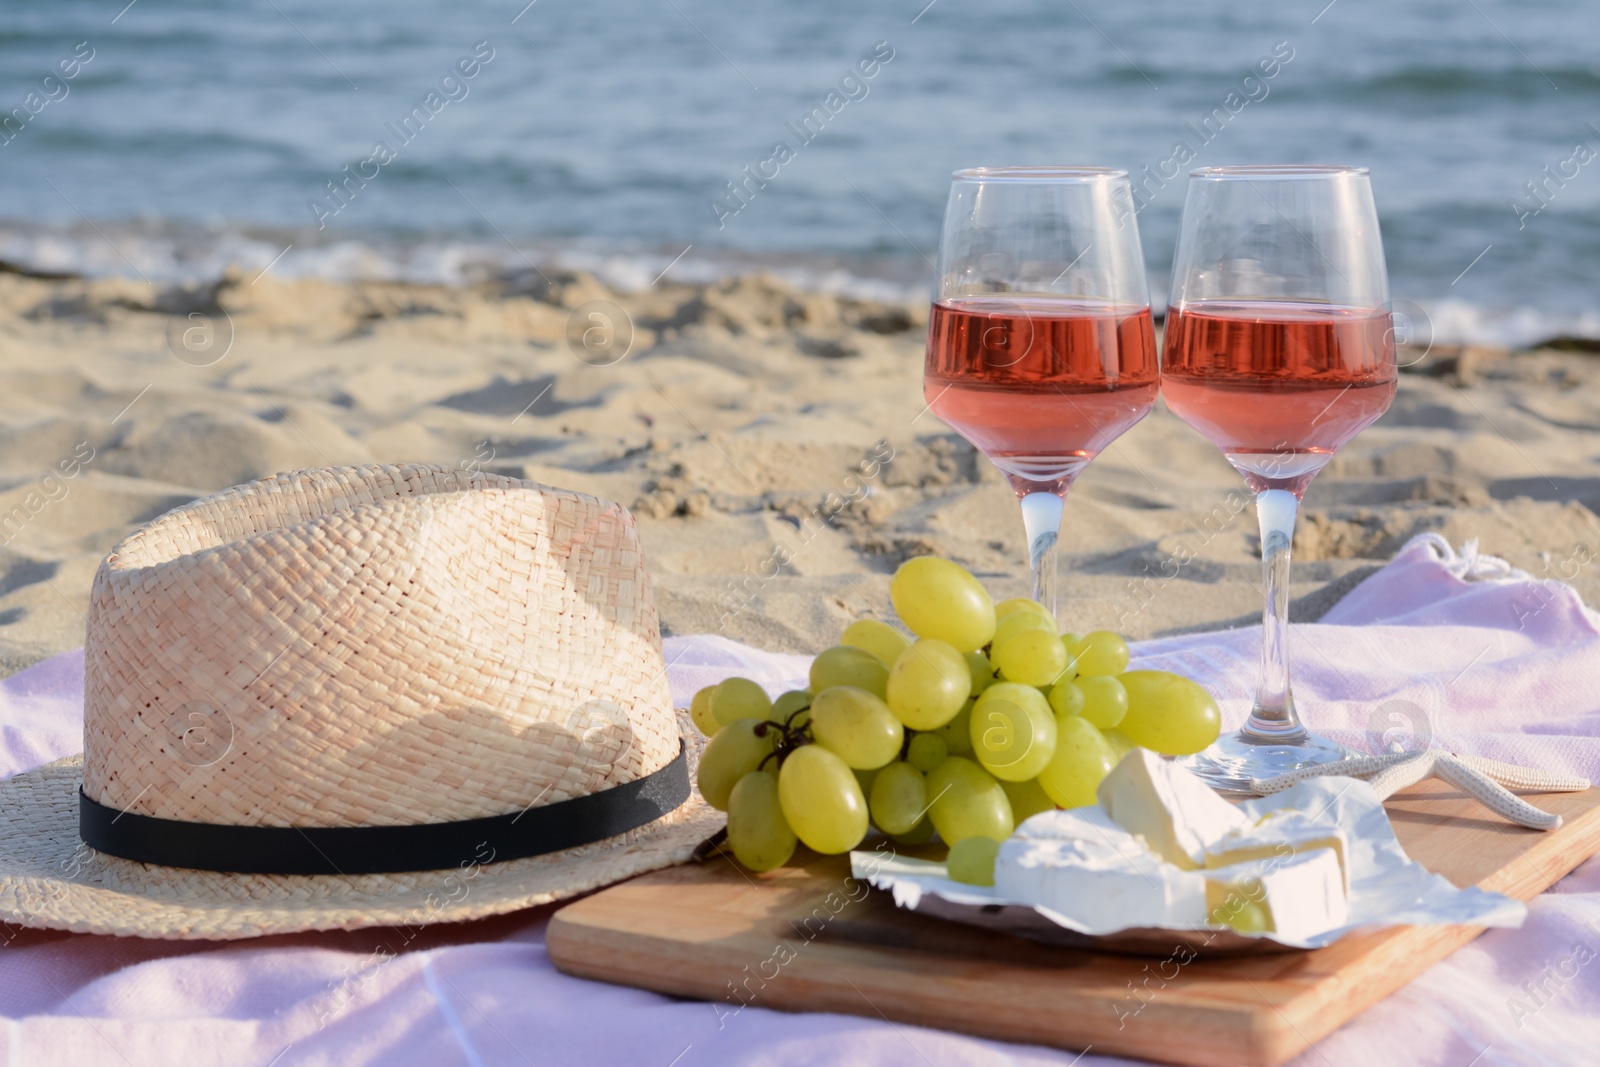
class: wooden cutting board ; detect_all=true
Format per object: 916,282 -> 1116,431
548,780 -> 1600,1066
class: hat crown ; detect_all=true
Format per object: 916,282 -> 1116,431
82,463 -> 677,830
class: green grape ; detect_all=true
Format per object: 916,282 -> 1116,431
993,609 -> 1057,648
970,683 -> 1057,782
999,776 -> 1057,824
1047,678 -> 1086,719
810,686 -> 904,770
853,766 -> 880,799
690,686 -> 720,736
888,816 -> 936,846
946,835 -> 1001,886
1058,634 -> 1083,680
1036,715 -> 1115,808
1215,897 -> 1271,934
906,732 -> 948,774
1230,901 -> 1272,934
933,699 -> 974,755
1118,671 -> 1223,756
773,689 -> 812,718
885,638 -> 970,730
697,718 -> 775,811
771,689 -> 812,730
963,650 -> 996,697
868,760 -> 927,835
1102,728 -> 1137,764
992,626 -> 1069,687
1073,631 -> 1131,677
841,618 -> 911,666
994,597 -> 1052,624
888,557 -> 997,652
778,745 -> 869,854
1078,675 -> 1129,729
926,757 -> 1014,845
727,770 -> 797,872
711,677 -> 772,728
809,645 -> 890,699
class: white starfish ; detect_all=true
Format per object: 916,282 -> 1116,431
1251,750 -> 1590,831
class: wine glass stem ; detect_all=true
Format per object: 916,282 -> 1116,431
1020,491 -> 1063,619
1245,488 -> 1307,741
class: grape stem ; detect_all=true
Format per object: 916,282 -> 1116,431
754,713 -> 816,771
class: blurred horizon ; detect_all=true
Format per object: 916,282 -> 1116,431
1,0 -> 1596,345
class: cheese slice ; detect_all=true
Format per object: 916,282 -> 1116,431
1204,809 -> 1350,893
996,807 -> 1209,929
1203,847 -> 1348,942
1095,749 -> 1251,869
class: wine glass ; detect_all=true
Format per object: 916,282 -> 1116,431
1162,165 -> 1398,791
924,167 -> 1159,616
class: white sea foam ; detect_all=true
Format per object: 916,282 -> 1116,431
2,226 -> 1595,348
1417,297 -> 1600,349
0,226 -> 931,305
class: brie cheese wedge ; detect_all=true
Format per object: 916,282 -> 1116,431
1095,749 -> 1251,869
1204,809 -> 1351,893
997,807 -> 1209,928
987,753 -> 1352,940
1203,846 -> 1349,941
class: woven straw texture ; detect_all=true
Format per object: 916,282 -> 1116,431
0,463 -> 721,939
84,463 -> 677,826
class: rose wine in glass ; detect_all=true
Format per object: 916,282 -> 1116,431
1162,166 -> 1398,792
924,168 -> 1158,616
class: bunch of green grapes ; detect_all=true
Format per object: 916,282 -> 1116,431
689,555 -> 1223,879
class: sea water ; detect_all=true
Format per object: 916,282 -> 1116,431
0,0 -> 1594,346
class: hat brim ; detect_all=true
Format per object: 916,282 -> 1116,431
0,743 -> 722,941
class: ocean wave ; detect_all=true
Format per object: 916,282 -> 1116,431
2,224 -> 1596,349
1418,298 -> 1600,350
0,224 -> 931,305
1271,64 -> 1600,105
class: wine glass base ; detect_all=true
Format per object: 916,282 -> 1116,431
1179,729 -> 1352,795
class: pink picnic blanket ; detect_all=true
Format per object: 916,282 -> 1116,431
3,534 -> 1598,1066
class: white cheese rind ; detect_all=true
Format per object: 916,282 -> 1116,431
1095,749 -> 1251,869
996,808 -> 1209,929
1205,809 -> 1351,893
1204,846 -> 1348,941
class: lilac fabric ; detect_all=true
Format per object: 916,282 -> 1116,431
2,534 -> 1597,1066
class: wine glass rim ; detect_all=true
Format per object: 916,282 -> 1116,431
952,165 -> 1128,182
1188,164 -> 1370,180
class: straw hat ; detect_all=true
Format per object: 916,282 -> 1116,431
0,463 -> 719,939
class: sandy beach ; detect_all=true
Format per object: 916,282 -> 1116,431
0,265 -> 1596,674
